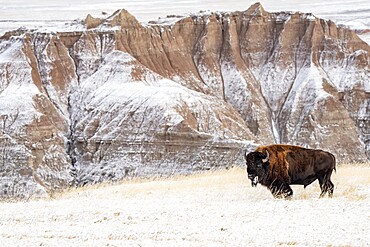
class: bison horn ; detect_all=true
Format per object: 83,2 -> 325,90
262,150 -> 269,163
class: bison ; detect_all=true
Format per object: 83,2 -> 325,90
244,144 -> 336,199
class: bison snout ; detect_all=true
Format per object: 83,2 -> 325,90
249,175 -> 259,187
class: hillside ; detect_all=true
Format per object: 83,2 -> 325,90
0,3 -> 369,197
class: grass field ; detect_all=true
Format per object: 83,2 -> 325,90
0,164 -> 369,246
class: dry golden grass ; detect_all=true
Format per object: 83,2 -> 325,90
285,163 -> 370,200
0,163 -> 369,246
60,163 -> 370,201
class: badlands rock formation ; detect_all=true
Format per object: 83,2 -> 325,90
0,3 -> 369,197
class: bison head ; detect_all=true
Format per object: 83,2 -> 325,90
245,150 -> 270,187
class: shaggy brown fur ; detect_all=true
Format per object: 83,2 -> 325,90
245,144 -> 336,199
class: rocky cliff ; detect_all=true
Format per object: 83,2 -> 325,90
0,3 -> 369,198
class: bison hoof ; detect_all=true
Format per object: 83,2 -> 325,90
273,193 -> 292,200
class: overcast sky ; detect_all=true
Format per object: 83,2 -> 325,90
0,0 -> 368,22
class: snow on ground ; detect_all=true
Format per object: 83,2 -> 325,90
0,165 -> 369,246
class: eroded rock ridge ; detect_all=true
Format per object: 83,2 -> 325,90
0,3 -> 369,197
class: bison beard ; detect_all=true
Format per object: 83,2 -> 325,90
244,144 -> 336,199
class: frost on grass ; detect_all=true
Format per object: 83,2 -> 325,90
0,166 -> 369,246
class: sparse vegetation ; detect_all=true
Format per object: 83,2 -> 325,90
0,164 -> 369,246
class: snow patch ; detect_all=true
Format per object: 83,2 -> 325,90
0,38 -> 42,131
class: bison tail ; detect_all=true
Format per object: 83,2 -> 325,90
331,153 -> 336,172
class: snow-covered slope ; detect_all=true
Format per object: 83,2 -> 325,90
0,3 -> 369,197
0,34 -> 74,198
70,51 -> 255,184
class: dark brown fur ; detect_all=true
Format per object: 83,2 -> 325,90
245,144 -> 336,199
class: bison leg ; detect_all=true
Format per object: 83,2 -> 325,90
327,180 -> 334,198
270,181 -> 293,199
317,175 -> 326,198
321,178 -> 334,198
317,171 -> 335,198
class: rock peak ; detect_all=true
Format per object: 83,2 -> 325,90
85,14 -> 103,29
245,2 -> 267,16
109,9 -> 141,28
85,9 -> 141,29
